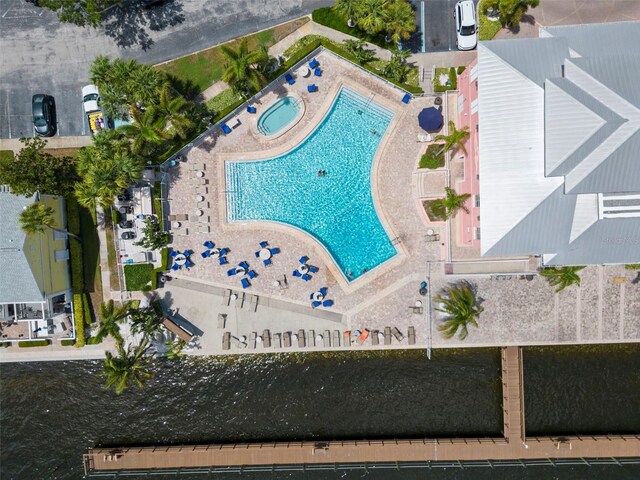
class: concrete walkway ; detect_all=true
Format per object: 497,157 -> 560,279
0,135 -> 92,153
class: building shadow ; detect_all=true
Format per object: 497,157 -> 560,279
103,0 -> 185,50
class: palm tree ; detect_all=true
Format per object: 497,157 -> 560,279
357,0 -> 389,34
433,187 -> 471,220
435,120 -> 470,156
539,266 -> 585,293
165,339 -> 188,360
499,0 -> 540,29
129,306 -> 164,338
333,0 -> 361,27
381,47 -> 411,82
435,281 -> 483,340
383,0 -> 416,44
101,339 -> 153,395
156,87 -> 194,140
220,39 -> 269,96
118,106 -> 171,155
95,300 -> 132,344
19,202 -> 81,240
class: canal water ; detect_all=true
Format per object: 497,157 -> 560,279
0,345 -> 639,479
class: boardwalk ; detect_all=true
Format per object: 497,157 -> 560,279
83,347 -> 640,474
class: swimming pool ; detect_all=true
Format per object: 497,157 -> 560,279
226,87 -> 396,281
257,96 -> 301,136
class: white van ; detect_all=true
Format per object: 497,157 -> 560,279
455,0 -> 478,51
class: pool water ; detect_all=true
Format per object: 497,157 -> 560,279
257,96 -> 300,135
226,87 -> 397,281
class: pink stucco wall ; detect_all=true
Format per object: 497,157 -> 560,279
455,59 -> 481,248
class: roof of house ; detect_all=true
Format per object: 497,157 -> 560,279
478,21 -> 640,265
0,192 -> 45,303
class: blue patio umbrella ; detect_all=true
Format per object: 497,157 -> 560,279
418,107 -> 444,132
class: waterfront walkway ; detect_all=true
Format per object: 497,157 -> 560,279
82,347 -> 640,474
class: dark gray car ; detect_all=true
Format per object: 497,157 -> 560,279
32,94 -> 56,137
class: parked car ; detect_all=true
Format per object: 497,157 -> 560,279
32,94 -> 56,137
82,84 -> 110,135
119,220 -> 134,229
454,0 -> 477,51
121,231 -> 136,240
117,191 -> 131,202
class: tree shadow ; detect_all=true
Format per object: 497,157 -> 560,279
103,0 -> 185,50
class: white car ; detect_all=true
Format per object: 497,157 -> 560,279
455,0 -> 478,51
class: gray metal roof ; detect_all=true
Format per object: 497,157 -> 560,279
0,192 -> 45,303
479,22 -> 640,265
541,21 -> 640,58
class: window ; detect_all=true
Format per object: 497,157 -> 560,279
475,195 -> 480,207
475,228 -> 481,240
55,249 -> 69,261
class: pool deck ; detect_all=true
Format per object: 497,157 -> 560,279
162,49 -> 640,356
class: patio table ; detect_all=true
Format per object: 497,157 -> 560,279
211,248 -> 221,258
195,209 -> 204,216
196,171 -> 205,178
174,254 -> 187,266
235,266 -> 246,275
259,248 -> 272,260
300,66 -> 310,77
298,264 -> 309,274
196,195 -> 204,202
312,292 -> 324,302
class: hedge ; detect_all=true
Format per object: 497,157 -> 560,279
60,339 -> 76,346
82,293 -> 93,325
86,336 -> 103,345
0,341 -> 11,348
19,339 -> 50,347
66,197 -> 84,293
73,293 -> 86,347
312,7 -> 389,49
419,144 -> 445,169
433,67 -> 457,93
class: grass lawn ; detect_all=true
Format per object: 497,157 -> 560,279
478,0 -> 503,41
312,7 -> 389,49
156,17 -> 309,95
42,148 -> 81,159
419,144 -> 445,169
124,263 -> 154,291
79,205 -> 102,322
0,150 -> 15,163
433,67 -> 457,92
423,199 -> 447,222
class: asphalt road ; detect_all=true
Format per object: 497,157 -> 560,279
0,0 -> 332,139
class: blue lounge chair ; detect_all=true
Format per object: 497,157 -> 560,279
292,270 -> 301,277
260,241 -> 268,248
307,84 -> 318,93
185,260 -> 194,268
309,58 -> 319,69
263,258 -> 272,267
247,270 -> 257,279
254,251 -> 260,258
219,248 -> 229,255
314,67 -> 322,77
203,241 -> 214,249
239,261 -> 249,270
322,299 -> 334,307
170,250 -> 179,258
227,268 -> 237,276
219,256 -> 228,265
221,123 -> 232,135
184,249 -> 193,256
309,265 -> 319,273
246,106 -> 256,114
302,274 -> 311,282
312,301 -> 321,309
269,247 -> 280,255
201,250 -> 211,258
319,287 -> 328,296
299,256 -> 308,264
171,264 -> 180,271
285,73 -> 295,85
241,278 -> 251,289
309,293 -> 315,300
401,93 -> 411,104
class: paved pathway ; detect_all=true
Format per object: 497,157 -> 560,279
0,135 -> 92,153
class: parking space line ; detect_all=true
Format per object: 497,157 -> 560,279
421,0 -> 426,53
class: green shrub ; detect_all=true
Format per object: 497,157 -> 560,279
419,144 -> 445,169
0,341 -> 11,348
112,208 -> 121,225
423,199 -> 447,222
457,66 -> 466,75
86,336 -> 103,345
312,7 -> 388,49
124,263 -> 154,291
60,339 -> 76,346
73,293 -> 86,348
479,0 -> 503,40
206,89 -> 244,122
625,264 -> 640,270
82,293 -> 93,325
66,197 -> 84,293
433,67 -> 458,93
19,340 -> 50,347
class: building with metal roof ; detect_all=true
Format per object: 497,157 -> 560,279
477,21 -> 640,266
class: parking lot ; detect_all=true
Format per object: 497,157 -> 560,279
417,0 -> 479,52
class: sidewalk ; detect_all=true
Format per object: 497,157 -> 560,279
0,135 -> 92,153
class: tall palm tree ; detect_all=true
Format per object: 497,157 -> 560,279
129,306 -> 164,338
383,0 -> 416,44
19,202 -> 81,240
95,300 -> 132,344
118,106 -> 171,155
101,339 -> 153,395
333,0 -> 361,26
220,39 -> 269,96
435,120 -> 470,156
539,266 -> 585,292
156,87 -> 194,140
435,281 -> 483,340
433,187 -> 471,219
357,0 -> 389,34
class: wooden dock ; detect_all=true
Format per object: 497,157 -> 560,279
83,347 -> 640,474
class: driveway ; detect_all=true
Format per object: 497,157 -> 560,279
0,0 -> 332,139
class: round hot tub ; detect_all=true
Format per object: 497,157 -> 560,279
257,96 -> 301,136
